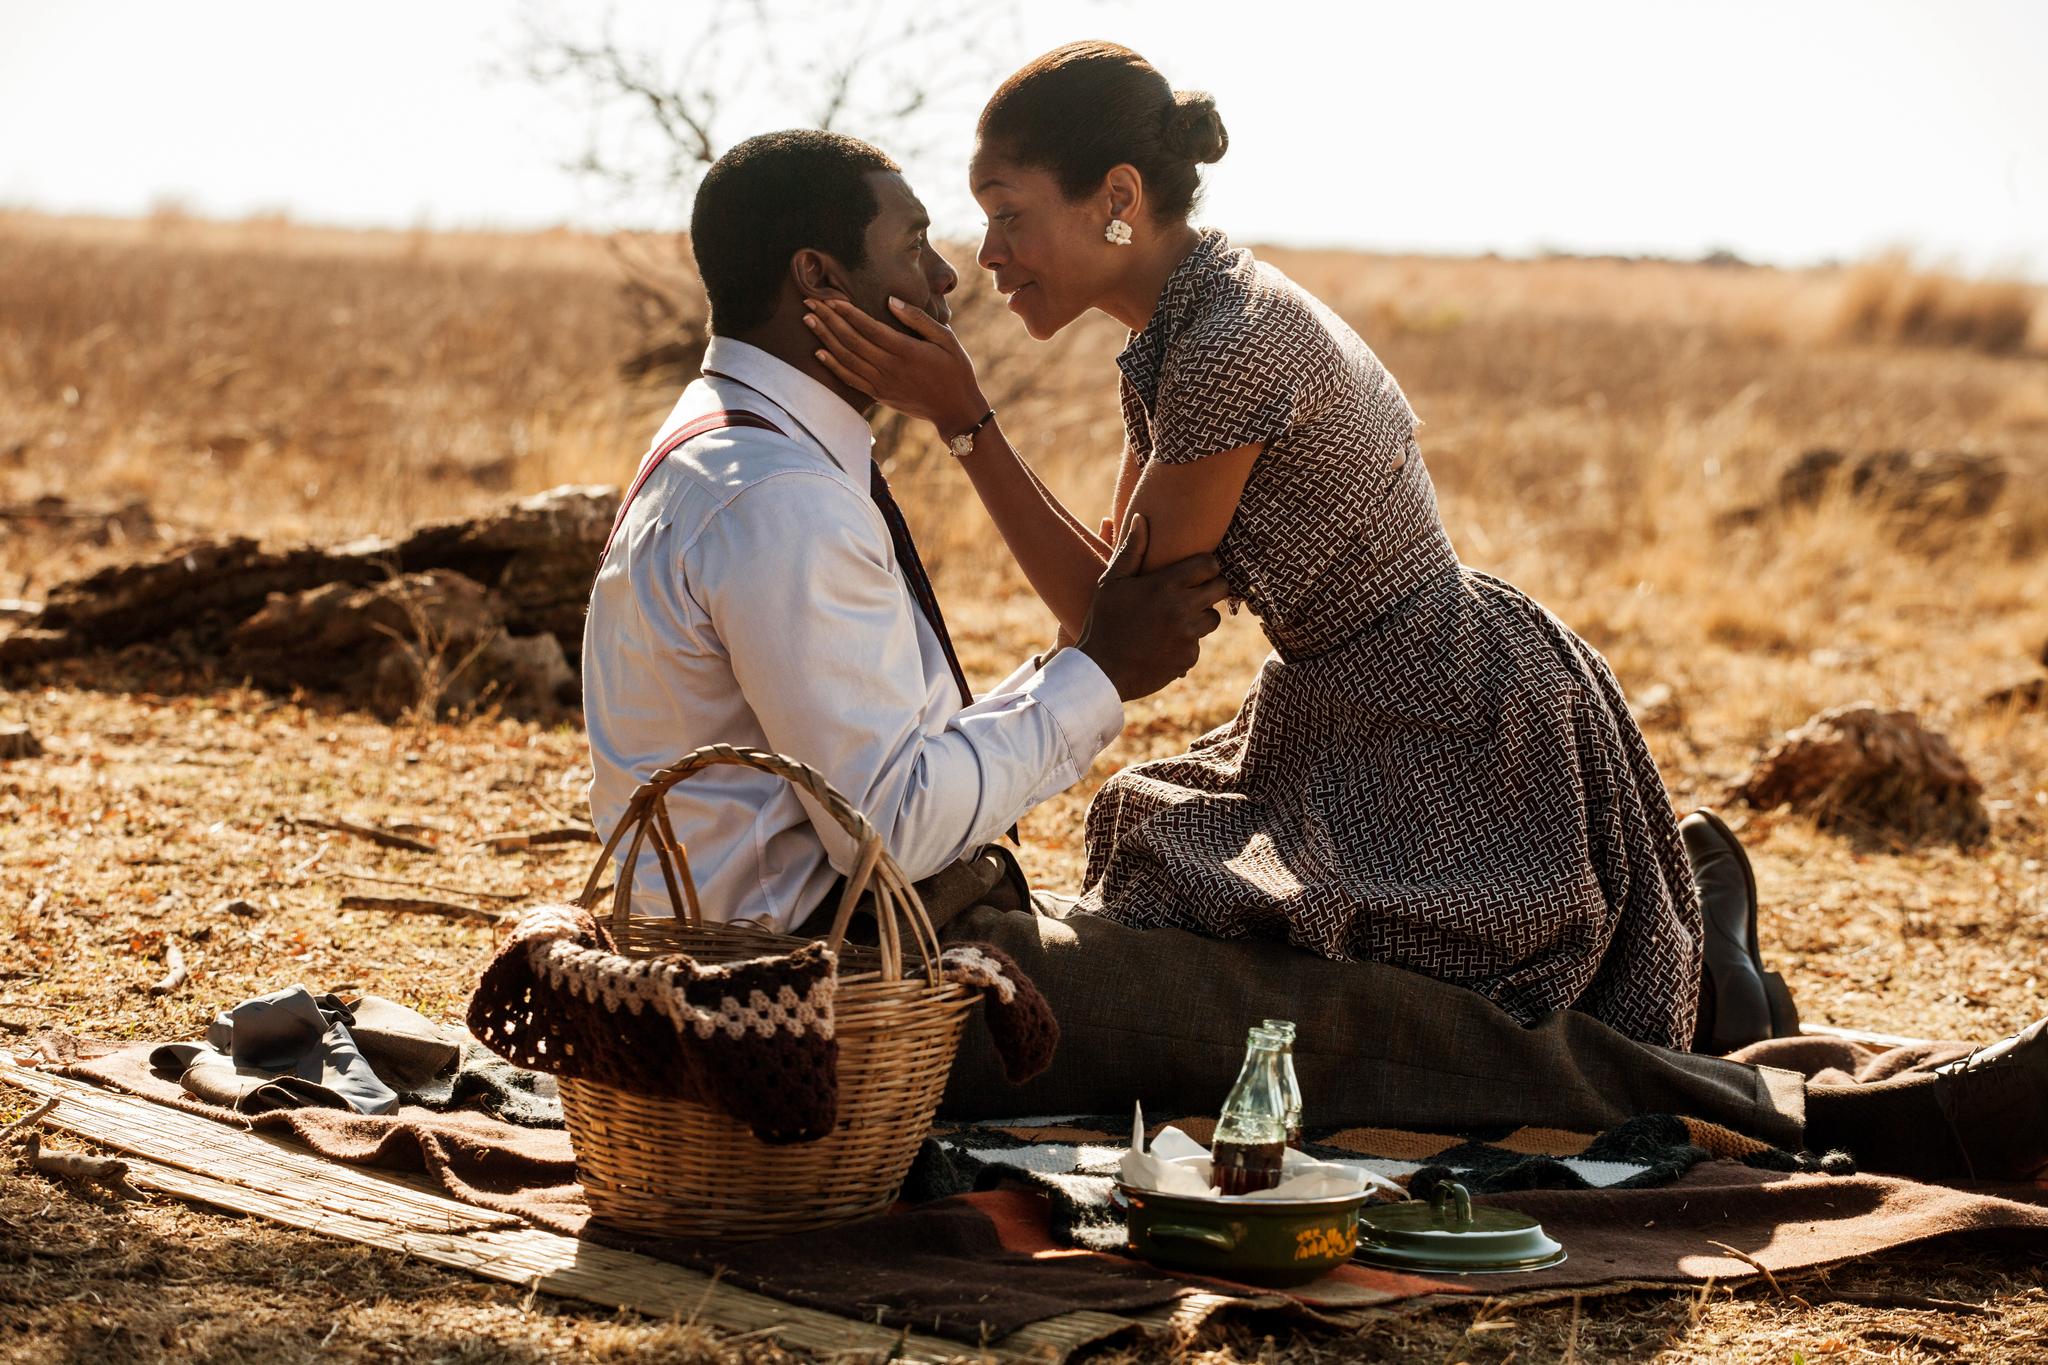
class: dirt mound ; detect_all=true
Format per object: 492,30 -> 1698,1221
1983,639 -> 2048,710
1777,448 -> 2008,519
1733,703 -> 1989,847
1718,449 -> 2007,534
0,485 -> 613,716
0,494 -> 157,548
226,570 -> 576,719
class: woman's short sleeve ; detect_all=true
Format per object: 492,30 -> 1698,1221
1148,300 -> 1303,465
1116,370 -> 1154,462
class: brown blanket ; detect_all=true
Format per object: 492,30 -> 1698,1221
1447,1162 -> 2048,1293
940,1115 -> 2048,1300
1728,1033 -> 1977,1083
63,1042 -> 2048,1336
72,1044 -> 588,1228
65,1045 -> 1184,1341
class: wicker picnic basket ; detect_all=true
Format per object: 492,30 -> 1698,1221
557,743 -> 977,1240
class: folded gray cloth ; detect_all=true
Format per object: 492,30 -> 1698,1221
147,987 -> 534,1123
152,985 -> 399,1115
150,1045 -> 357,1114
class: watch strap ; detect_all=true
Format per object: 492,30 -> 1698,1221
948,408 -> 997,457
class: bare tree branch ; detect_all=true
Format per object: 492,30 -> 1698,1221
517,0 -> 1019,208
516,0 -> 1034,456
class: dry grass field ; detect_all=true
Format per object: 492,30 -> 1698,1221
3,208 -> 2047,1362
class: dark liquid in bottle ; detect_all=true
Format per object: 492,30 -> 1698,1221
1286,1125 -> 1302,1151
1212,1139 -> 1285,1196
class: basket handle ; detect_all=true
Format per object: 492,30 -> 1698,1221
572,744 -> 944,985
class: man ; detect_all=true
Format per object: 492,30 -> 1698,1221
585,130 -> 1228,934
583,130 -> 2047,1184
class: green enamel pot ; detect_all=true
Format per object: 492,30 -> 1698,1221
1114,1183 -> 1369,1287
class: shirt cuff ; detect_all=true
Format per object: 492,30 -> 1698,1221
1018,646 -> 1125,766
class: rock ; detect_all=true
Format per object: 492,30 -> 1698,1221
1628,682 -> 1683,729
1733,702 -> 1989,847
369,628 -> 577,720
390,484 -> 617,654
477,631 -> 581,713
1987,678 -> 2046,711
1777,448 -> 2007,519
23,483 -> 618,671
1719,448 -> 2008,532
38,537 -> 391,653
0,495 -> 156,547
435,484 -> 617,556
232,570 -> 500,657
229,570 -> 511,717
0,723 -> 42,759
225,569 -> 576,719
1985,641 -> 2048,708
0,629 -> 72,665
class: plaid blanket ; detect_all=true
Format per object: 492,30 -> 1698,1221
908,1112 -> 1844,1252
50,1041 -> 2048,1339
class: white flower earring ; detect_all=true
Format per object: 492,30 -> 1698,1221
1105,217 -> 1134,246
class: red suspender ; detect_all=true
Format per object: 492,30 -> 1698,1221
601,409 -> 787,560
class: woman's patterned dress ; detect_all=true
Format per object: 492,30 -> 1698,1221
1077,230 -> 1702,1050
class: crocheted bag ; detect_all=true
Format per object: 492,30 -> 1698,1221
468,906 -> 841,1144
500,744 -> 1017,1239
467,907 -> 1058,1145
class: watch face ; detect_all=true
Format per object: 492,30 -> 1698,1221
951,434 -> 974,457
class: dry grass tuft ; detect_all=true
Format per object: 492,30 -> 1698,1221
3,211 -> 2048,1361
0,211 -> 664,572
1832,251 -> 2044,355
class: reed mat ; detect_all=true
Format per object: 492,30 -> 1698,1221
3,1057 -> 1527,1359
0,1057 -> 1215,1362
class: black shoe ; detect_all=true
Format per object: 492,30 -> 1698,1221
1681,809 -> 1779,1054
1932,1016 -> 2048,1180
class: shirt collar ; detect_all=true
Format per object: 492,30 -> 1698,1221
701,336 -> 874,480
1115,227 -> 1232,414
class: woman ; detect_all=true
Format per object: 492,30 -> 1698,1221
805,41 -> 1702,1050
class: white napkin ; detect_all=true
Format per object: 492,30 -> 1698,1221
1150,1124 -> 1210,1162
1117,1105 -> 1409,1201
1300,1158 -> 1408,1197
1119,1102 -> 1219,1197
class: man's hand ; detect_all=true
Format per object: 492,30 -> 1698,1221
805,297 -> 989,438
1075,515 -> 1231,701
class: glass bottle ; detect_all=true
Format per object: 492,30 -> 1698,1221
1262,1018 -> 1304,1149
1211,1026 -> 1289,1196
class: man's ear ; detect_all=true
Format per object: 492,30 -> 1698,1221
791,247 -> 855,303
1104,164 -> 1145,226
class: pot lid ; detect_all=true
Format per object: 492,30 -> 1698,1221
1354,1181 -> 1566,1274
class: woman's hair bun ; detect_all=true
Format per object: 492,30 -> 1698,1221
1162,90 -> 1229,165
979,44 -> 1222,221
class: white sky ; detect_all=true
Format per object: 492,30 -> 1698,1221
2,0 -> 2044,275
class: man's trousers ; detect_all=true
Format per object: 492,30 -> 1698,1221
936,895 -> 1806,1148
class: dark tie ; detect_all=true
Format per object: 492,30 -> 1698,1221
869,462 -> 974,709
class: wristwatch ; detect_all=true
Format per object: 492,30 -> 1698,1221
948,408 -> 996,459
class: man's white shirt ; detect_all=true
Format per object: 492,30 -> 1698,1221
582,337 -> 1124,933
